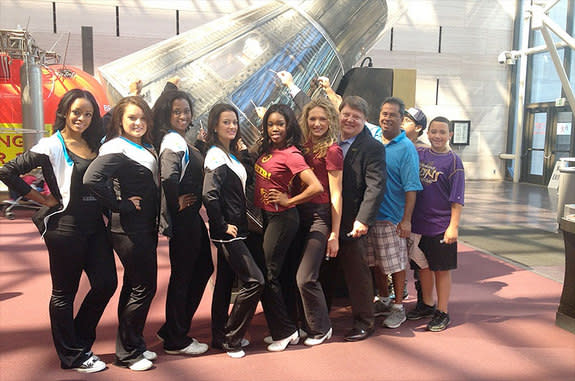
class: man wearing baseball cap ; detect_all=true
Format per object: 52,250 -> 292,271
403,107 -> 428,147
401,107 -> 433,319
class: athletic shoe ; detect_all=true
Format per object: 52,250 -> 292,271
143,350 -> 157,361
427,310 -> 450,332
165,338 -> 208,355
128,358 -> 153,371
264,329 -> 307,344
74,355 -> 106,373
383,305 -> 406,328
226,349 -> 246,359
373,298 -> 392,317
406,303 -> 436,321
304,328 -> 332,346
266,330 -> 299,352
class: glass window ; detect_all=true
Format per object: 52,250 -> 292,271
529,112 -> 546,176
531,0 -> 568,47
530,49 -> 565,103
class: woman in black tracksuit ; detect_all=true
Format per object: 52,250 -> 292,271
84,96 -> 159,372
202,103 -> 264,358
152,89 -> 213,355
0,89 -> 116,374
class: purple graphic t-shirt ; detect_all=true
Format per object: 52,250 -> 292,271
412,147 -> 465,236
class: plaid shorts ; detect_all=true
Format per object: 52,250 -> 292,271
407,232 -> 429,269
366,220 -> 407,274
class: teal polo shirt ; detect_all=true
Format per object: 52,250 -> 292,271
377,130 -> 422,224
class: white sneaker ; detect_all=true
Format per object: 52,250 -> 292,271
264,329 -> 306,344
304,328 -> 333,346
267,330 -> 299,352
383,304 -> 407,329
143,350 -> 157,361
74,355 -> 106,373
227,349 -> 246,359
129,358 -> 153,371
165,338 -> 208,355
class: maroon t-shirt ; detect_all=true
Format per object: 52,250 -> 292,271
303,142 -> 343,204
254,146 -> 309,212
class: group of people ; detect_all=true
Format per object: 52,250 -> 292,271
0,71 -> 464,374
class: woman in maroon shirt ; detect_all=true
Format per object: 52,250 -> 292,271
254,104 -> 323,352
294,98 -> 343,346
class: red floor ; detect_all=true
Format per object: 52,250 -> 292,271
1,210 -> 574,381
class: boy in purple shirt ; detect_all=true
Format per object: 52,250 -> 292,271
408,116 -> 465,331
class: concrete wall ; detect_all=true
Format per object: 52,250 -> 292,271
368,0 -> 517,179
0,0 -> 517,179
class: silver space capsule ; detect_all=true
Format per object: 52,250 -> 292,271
98,0 -> 388,146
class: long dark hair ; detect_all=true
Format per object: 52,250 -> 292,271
106,96 -> 154,146
259,103 -> 302,155
53,89 -> 103,152
151,90 -> 194,149
206,103 -> 241,156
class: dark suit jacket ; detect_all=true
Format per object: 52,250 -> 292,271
340,126 -> 386,239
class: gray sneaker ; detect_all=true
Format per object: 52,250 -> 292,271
373,298 -> 392,317
383,306 -> 406,328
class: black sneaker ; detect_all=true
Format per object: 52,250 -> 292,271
74,355 -> 106,373
406,303 -> 435,321
427,310 -> 450,332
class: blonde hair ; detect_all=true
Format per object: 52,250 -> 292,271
299,98 -> 340,159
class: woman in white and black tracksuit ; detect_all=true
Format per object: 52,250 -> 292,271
152,89 -> 213,356
84,96 -> 159,372
0,89 -> 116,374
202,104 -> 264,359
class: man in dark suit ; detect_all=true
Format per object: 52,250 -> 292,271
336,96 -> 387,341
276,72 -> 386,341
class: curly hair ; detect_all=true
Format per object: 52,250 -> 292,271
106,96 -> 154,146
53,89 -> 103,152
206,103 -> 241,156
299,97 -> 340,159
259,104 -> 302,155
151,90 -> 194,149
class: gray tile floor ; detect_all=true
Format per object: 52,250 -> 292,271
462,180 -> 559,232
460,180 -> 566,282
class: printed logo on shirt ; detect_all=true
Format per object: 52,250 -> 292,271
420,162 -> 443,185
261,154 -> 272,163
254,163 -> 271,180
259,188 -> 271,206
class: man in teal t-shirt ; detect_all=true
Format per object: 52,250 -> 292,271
366,97 -> 422,329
